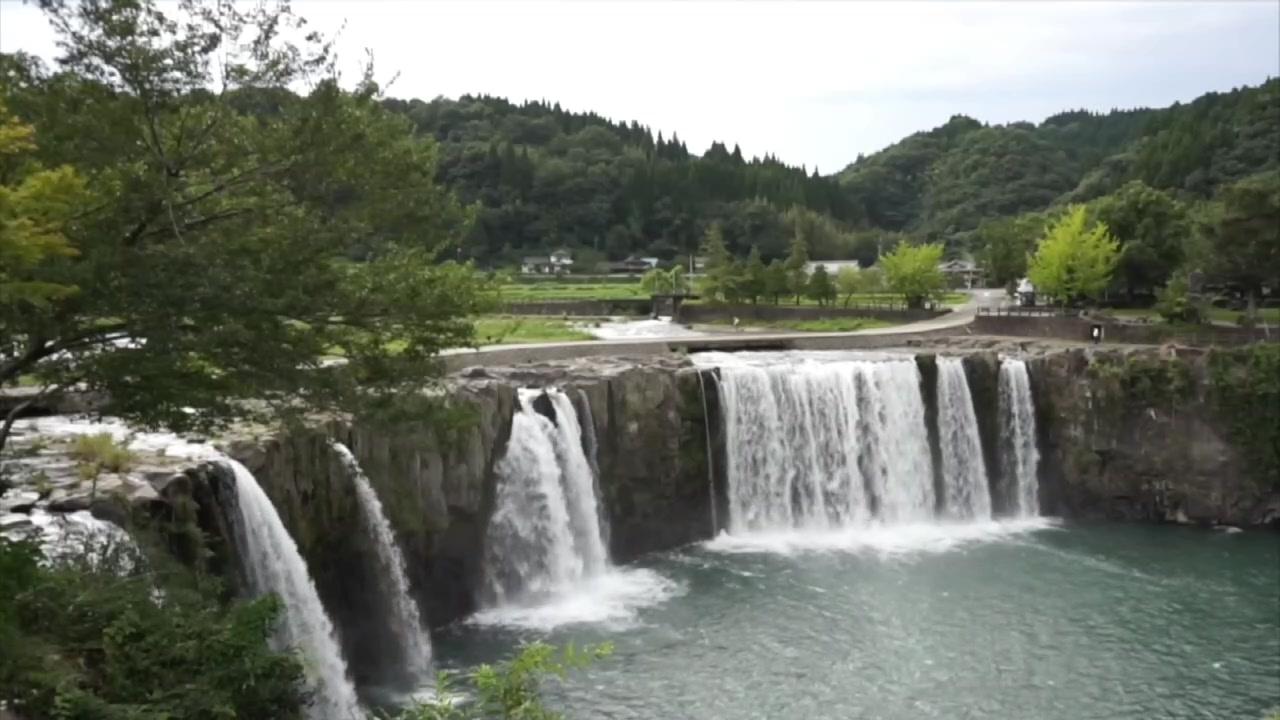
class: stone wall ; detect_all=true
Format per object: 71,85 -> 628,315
974,314 -> 1274,346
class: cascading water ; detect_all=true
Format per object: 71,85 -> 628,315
331,442 -> 434,685
483,388 -> 609,604
999,358 -> 1041,517
713,354 -> 936,532
936,357 -> 993,520
221,459 -> 363,720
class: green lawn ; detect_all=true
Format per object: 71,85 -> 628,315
701,317 -> 898,333
690,293 -> 967,308
473,316 -> 595,344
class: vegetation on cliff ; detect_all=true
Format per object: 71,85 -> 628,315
1208,343 -> 1280,489
0,536 -> 307,719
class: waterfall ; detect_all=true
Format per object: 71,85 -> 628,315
999,359 -> 1041,517
936,358 -> 993,520
714,356 -> 935,532
331,442 -> 434,685
484,388 -> 609,604
220,459 -> 363,720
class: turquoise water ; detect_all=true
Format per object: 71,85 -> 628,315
437,523 -> 1280,720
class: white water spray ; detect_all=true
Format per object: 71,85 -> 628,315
478,388 -> 677,628
999,358 -> 1040,517
221,459 -> 363,720
484,389 -> 607,602
712,354 -> 935,532
936,357 -> 993,519
331,442 -> 434,684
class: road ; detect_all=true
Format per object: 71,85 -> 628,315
442,290 -> 1006,367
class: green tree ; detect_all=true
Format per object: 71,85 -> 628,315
973,212 -> 1044,289
1026,204 -> 1121,308
0,536 -> 306,719
1199,170 -> 1280,323
640,266 -> 672,294
764,259 -> 789,304
1153,273 -> 1204,324
0,1 -> 488,451
807,264 -> 836,306
741,245 -> 766,303
0,102 -> 84,310
1089,181 -> 1190,297
879,242 -> 946,309
784,229 -> 810,304
697,222 -> 732,301
836,266 -> 862,308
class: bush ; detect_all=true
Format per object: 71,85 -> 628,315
394,641 -> 611,720
69,432 -> 137,474
0,535 -> 307,720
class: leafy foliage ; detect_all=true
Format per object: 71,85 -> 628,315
1208,344 -> 1280,489
394,641 -> 611,720
1088,181 -> 1190,295
0,0 -> 488,451
1026,205 -> 1121,306
0,101 -> 85,308
0,536 -> 306,720
879,242 -> 945,309
1197,170 -> 1280,315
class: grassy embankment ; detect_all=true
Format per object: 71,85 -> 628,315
1110,307 -> 1280,325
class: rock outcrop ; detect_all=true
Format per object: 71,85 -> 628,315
1028,346 -> 1279,527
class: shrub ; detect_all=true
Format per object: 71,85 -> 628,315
0,535 -> 307,720
69,432 -> 137,474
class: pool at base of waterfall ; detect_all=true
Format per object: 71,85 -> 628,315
430,523 -> 1280,720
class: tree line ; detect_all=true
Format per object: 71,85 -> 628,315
377,78 -> 1277,277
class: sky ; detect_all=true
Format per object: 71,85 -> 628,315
1,0 -> 1277,172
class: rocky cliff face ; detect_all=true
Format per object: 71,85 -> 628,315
1028,346 -> 1279,527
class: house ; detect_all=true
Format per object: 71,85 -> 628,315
938,259 -> 984,289
520,248 -> 575,275
597,255 -> 657,275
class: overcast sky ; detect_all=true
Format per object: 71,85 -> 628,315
1,1 -> 1277,172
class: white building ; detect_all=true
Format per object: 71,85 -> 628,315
803,260 -> 861,274
520,248 -> 575,275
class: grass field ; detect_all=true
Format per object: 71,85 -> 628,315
496,282 -> 647,301
472,316 -> 595,344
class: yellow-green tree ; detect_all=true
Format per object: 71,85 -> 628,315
1026,204 -> 1120,307
880,242 -> 945,309
0,102 -> 84,308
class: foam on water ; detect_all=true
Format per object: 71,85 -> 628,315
703,517 -> 1059,557
580,317 -> 707,340
470,567 -> 682,630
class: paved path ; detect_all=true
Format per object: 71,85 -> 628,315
442,290 -> 1006,368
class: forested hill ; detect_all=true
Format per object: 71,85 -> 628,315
383,78 -> 1277,265
383,95 -> 863,265
837,78 -> 1279,244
